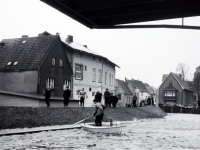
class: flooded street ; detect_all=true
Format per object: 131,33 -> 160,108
1,113 -> 200,150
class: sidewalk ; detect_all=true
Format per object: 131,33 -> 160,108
0,124 -> 81,136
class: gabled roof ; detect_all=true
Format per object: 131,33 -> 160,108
127,79 -> 148,92
116,79 -> 132,95
144,83 -> 154,95
160,72 -> 192,91
0,34 -> 58,71
60,37 -> 120,68
41,0 -> 200,29
162,74 -> 168,82
172,73 -> 192,91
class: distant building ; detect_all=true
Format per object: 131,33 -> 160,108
125,78 -> 149,106
115,79 -> 132,107
159,72 -> 195,106
193,66 -> 200,105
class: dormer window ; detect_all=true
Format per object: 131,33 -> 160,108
22,40 -> 26,44
13,62 -> 18,65
7,62 -> 12,65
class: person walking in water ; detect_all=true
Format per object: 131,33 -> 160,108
63,86 -> 71,107
92,99 -> 105,126
78,88 -> 88,107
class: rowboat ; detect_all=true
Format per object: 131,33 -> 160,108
81,123 -> 122,134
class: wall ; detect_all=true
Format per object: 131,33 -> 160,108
0,92 -> 78,107
39,38 -> 72,96
0,71 -> 38,94
159,74 -> 182,105
0,106 -> 167,129
72,52 -> 116,106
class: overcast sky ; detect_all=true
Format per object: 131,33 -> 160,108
1,0 -> 200,88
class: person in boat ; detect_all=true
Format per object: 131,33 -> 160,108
92,99 -> 105,126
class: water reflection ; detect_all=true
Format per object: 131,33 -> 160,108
1,114 -> 200,149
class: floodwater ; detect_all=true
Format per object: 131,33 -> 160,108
1,114 -> 200,150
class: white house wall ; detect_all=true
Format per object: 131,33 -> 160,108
72,52 -> 115,107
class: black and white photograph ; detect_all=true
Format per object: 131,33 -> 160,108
0,0 -> 200,149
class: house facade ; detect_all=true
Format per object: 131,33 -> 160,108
0,32 -> 73,106
61,35 -> 119,107
115,79 -> 133,107
159,72 -> 195,106
125,78 -> 149,106
193,66 -> 200,106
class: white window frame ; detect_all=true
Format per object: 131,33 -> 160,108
75,64 -> 83,80
52,58 -> 56,66
64,80 -> 71,89
98,69 -> 102,83
59,59 -> 63,67
46,78 -> 55,88
92,68 -> 96,82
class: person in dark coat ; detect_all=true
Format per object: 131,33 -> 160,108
43,87 -> 52,107
132,94 -> 137,108
147,96 -> 151,105
104,88 -> 111,107
95,91 -> 102,102
63,86 -> 71,107
109,93 -> 118,107
92,99 -> 105,126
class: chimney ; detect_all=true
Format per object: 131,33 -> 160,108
56,32 -> 60,36
22,35 -> 28,38
66,35 -> 73,43
83,45 -> 87,48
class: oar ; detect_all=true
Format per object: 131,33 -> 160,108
71,115 -> 93,127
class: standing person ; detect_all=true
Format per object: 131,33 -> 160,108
147,96 -> 151,105
95,91 -> 102,102
132,94 -> 137,108
78,88 -> 87,107
104,88 -> 110,107
92,99 -> 105,126
63,86 -> 71,107
43,87 -> 52,107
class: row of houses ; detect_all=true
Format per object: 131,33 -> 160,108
0,31 -> 157,107
0,31 -> 118,107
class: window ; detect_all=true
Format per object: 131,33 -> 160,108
46,78 -> 55,88
111,75 -> 114,86
164,91 -> 176,97
109,74 -> 111,85
75,64 -> 83,80
92,92 -> 95,96
85,66 -> 87,71
52,58 -> 56,66
92,68 -> 96,82
98,69 -> 102,82
7,62 -> 12,65
13,62 -> 18,65
105,72 -> 107,84
76,90 -> 81,95
64,80 -> 71,89
59,59 -> 63,67
169,80 -> 173,86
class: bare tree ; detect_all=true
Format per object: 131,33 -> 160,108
176,63 -> 192,81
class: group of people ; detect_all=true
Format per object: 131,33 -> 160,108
104,89 -> 118,107
43,86 -> 71,107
